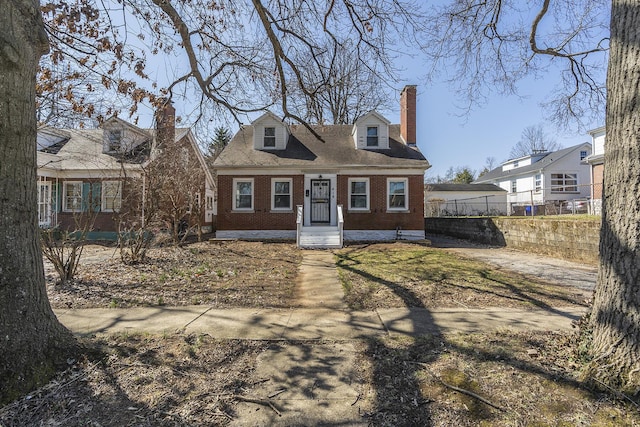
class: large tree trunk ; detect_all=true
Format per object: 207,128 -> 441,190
587,1 -> 640,393
0,0 -> 76,404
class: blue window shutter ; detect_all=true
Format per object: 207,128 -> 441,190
82,183 -> 91,212
82,183 -> 101,212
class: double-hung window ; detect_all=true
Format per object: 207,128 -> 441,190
348,178 -> 369,210
272,178 -> 292,210
551,173 -> 578,192
63,181 -> 83,212
107,129 -> 122,151
387,178 -> 408,210
510,180 -> 517,193
233,178 -> 254,210
102,181 -> 122,212
534,174 -> 542,192
366,126 -> 379,147
263,127 -> 276,148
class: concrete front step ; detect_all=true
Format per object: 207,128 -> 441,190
299,227 -> 342,249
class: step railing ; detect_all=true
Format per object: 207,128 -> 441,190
337,204 -> 344,248
296,205 -> 303,247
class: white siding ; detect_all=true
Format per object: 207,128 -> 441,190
252,114 -> 289,150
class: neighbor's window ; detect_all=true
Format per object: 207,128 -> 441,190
264,127 -> 276,148
366,126 -> 379,147
272,178 -> 292,210
580,150 -> 588,160
551,173 -> 578,192
387,178 -> 408,210
233,178 -> 254,210
101,181 -> 122,212
534,174 -> 542,192
348,178 -> 369,210
511,180 -> 517,193
206,196 -> 214,211
107,129 -> 122,151
63,181 -> 83,212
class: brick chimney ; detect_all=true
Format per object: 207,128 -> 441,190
400,85 -> 417,146
155,99 -> 176,147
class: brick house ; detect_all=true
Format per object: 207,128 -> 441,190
36,104 -> 216,238
213,85 -> 431,248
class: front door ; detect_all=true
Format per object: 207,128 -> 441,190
311,179 -> 330,224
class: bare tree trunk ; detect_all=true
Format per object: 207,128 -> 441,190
0,0 -> 76,404
587,1 -> 640,393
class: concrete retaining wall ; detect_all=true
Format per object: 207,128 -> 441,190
425,217 -> 600,265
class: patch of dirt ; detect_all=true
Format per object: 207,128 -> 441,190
46,241 -> 302,309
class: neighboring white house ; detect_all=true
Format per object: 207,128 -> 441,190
585,126 -> 605,215
474,142 -> 592,215
424,183 -> 507,216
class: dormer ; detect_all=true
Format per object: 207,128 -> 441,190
352,111 -> 390,150
101,117 -> 151,154
252,111 -> 290,150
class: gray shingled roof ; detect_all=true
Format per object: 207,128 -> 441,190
214,124 -> 430,170
474,143 -> 591,183
37,127 -> 191,172
425,183 -> 506,192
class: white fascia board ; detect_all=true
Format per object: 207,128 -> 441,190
215,167 -> 428,176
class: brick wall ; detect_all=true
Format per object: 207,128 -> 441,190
217,174 -> 425,231
338,175 -> 424,230
425,217 -> 600,264
217,175 -> 304,230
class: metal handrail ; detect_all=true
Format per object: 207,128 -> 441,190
337,204 -> 344,248
296,205 -> 303,247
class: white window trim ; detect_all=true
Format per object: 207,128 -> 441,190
38,181 -> 52,227
101,180 -> 122,212
63,181 -> 83,212
348,177 -> 370,211
510,180 -> 517,193
366,126 -> 379,147
387,178 -> 408,211
233,178 -> 254,211
271,178 -> 293,211
534,174 -> 542,193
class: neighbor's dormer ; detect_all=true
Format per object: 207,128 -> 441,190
252,111 -> 290,150
352,111 -> 390,150
101,117 -> 151,154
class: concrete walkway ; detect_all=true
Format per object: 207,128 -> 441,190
54,305 -> 585,338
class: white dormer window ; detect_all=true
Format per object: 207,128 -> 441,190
264,127 -> 276,148
108,129 -> 122,151
353,111 -> 390,150
366,126 -> 379,147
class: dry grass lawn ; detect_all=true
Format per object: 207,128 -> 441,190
1,240 -> 637,426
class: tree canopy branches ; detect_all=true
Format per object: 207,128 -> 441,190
421,0 -> 609,129
39,0 -> 424,128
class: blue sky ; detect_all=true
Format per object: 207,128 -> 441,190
385,75 -> 601,180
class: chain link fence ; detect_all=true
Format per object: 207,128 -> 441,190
426,182 -> 602,217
